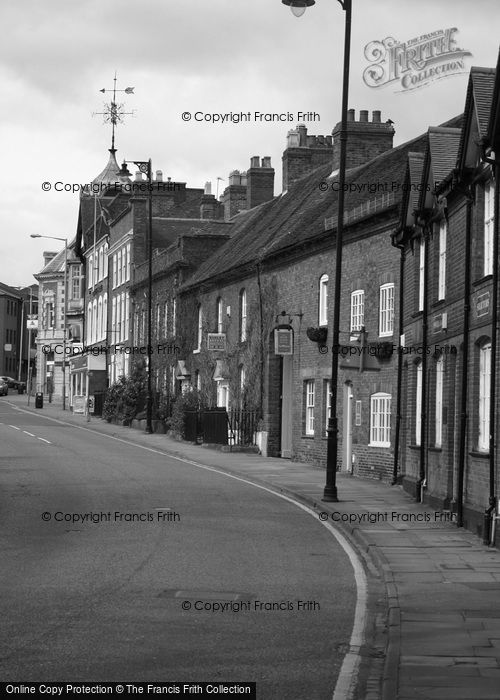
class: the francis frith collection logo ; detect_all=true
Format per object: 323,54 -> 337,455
363,28 -> 472,92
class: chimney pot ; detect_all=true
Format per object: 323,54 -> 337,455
156,169 -> 163,181
204,181 -> 212,195
360,110 -> 369,122
262,156 -> 272,168
135,171 -> 142,181
347,109 -> 355,122
250,156 -> 260,169
372,110 -> 381,123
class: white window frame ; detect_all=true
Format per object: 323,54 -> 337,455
418,238 -> 425,312
217,297 -> 223,334
435,356 -> 444,447
415,362 -> 423,446
88,255 -> 93,289
379,283 -> 394,337
484,181 -> 494,277
163,301 -> 169,338
195,305 -> 202,352
438,220 -> 447,300
240,289 -> 247,342
350,290 -> 364,332
123,294 -> 128,339
121,247 -> 126,284
478,342 -> 491,451
369,392 -> 391,447
126,243 -> 131,282
319,274 -> 328,326
305,379 -> 315,436
325,379 -> 331,436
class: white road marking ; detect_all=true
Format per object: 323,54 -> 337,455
8,425 -> 20,430
23,431 -> 35,437
37,438 -> 51,444
9,402 -> 368,700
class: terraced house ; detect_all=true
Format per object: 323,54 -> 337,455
393,55 -> 500,541
177,112 -> 432,479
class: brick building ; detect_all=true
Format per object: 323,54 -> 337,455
0,282 -> 38,385
178,114 -> 434,479
393,58 -> 499,540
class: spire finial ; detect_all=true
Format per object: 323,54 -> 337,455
92,71 -> 135,151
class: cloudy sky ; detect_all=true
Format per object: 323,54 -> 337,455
1,0 -> 499,288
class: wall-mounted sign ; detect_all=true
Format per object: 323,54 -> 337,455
207,333 -> 226,351
476,291 -> 490,318
274,328 -> 293,355
27,315 -> 38,330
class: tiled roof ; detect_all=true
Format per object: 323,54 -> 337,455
182,129 -> 431,290
471,67 -> 497,139
0,281 -> 22,299
488,48 -> 500,150
428,127 -> 462,185
457,67 -> 496,170
35,239 -> 77,276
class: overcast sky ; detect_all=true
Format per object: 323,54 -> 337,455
1,0 -> 499,288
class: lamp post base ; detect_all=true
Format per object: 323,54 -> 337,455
322,486 -> 339,502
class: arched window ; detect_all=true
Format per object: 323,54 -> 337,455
87,302 -> 92,343
102,293 -> 108,341
97,298 -> 103,341
319,274 -> 328,326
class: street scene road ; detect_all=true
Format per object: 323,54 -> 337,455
0,399 -> 358,698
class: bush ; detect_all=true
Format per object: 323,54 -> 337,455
102,363 -> 147,422
168,389 -> 206,437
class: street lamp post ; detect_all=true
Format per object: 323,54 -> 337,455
31,234 -> 68,410
282,0 -> 352,501
117,159 -> 154,434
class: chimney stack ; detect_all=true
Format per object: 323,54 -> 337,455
43,251 -> 58,267
282,124 -> 333,191
331,109 -> 394,171
246,156 -> 275,210
222,170 -> 248,220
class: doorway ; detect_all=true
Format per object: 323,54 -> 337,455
342,382 -> 353,472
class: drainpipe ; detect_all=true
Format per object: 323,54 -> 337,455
256,261 -> 265,422
417,224 -> 430,502
457,192 -> 472,528
392,242 -> 405,485
483,157 -> 499,545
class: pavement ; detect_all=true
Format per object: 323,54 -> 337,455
10,394 -> 500,700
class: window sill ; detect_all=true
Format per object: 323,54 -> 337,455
472,275 -> 493,288
193,348 -> 201,355
379,333 -> 393,339
411,311 -> 423,319
470,450 -> 490,458
302,434 -> 315,439
431,299 -> 446,309
428,446 -> 442,452
368,442 -> 391,448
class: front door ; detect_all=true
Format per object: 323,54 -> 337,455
342,382 -> 353,472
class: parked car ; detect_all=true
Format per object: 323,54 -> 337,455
0,376 -> 22,390
0,379 -> 8,396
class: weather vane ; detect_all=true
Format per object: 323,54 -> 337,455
92,72 -> 135,151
